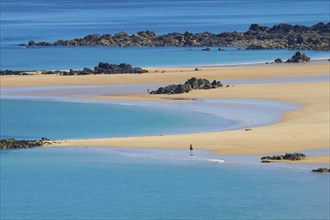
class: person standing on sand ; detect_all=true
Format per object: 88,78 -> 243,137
190,144 -> 193,156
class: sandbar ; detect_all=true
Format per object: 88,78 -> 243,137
1,63 -> 329,165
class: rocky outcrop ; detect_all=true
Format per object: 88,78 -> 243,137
0,70 -> 31,75
149,77 -> 223,95
261,153 -> 306,162
93,62 -> 146,74
285,51 -> 311,63
0,138 -> 51,150
1,62 -> 147,76
271,52 -> 310,64
311,168 -> 330,173
24,22 -> 330,50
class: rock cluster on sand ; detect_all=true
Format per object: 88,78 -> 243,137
0,138 -> 50,150
149,77 -> 223,95
261,153 -> 306,162
272,52 -> 311,64
311,168 -> 330,173
285,51 -> 311,63
25,22 -> 330,50
1,62 -> 148,76
0,70 -> 32,75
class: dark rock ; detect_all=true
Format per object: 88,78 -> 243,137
150,77 -> 222,95
286,51 -> 311,63
81,67 -> 93,75
0,70 -> 31,75
2,62 -> 147,76
202,47 -> 211,51
274,58 -> 283,63
261,153 -> 306,161
24,22 -> 329,50
94,62 -> 148,74
311,168 -> 330,173
0,138 -> 50,150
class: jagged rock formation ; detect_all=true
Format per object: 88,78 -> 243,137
1,62 -> 148,75
271,52 -> 311,64
149,77 -> 223,95
25,22 -> 330,50
311,168 -> 330,173
0,138 -> 51,150
261,153 -> 306,161
285,51 -> 311,63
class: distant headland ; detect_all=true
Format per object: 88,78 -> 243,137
24,22 -> 329,50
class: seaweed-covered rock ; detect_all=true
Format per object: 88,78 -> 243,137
0,138 -> 50,150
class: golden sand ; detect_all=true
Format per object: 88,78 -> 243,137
2,63 -> 329,165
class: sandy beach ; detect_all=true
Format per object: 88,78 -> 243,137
1,62 -> 329,165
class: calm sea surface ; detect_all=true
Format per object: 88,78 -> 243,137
1,147 -> 329,220
0,99 -> 239,139
1,1 -> 329,219
1,0 -> 329,69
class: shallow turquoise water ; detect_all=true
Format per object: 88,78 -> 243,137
1,1 -> 329,219
1,46 -> 329,70
1,147 -> 329,220
0,99 -> 237,139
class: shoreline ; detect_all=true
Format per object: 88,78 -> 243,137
1,61 -> 329,87
144,58 -> 330,69
1,63 -> 329,165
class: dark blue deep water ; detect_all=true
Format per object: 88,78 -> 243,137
1,0 -> 329,69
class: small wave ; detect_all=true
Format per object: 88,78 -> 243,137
192,156 -> 224,164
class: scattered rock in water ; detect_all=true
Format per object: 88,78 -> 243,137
286,51 -> 311,63
0,138 -> 51,150
311,168 -> 330,173
149,77 -> 223,95
261,153 -> 306,162
202,47 -> 211,51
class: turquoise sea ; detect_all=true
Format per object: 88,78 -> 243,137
1,0 -> 330,219
1,147 -> 329,220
